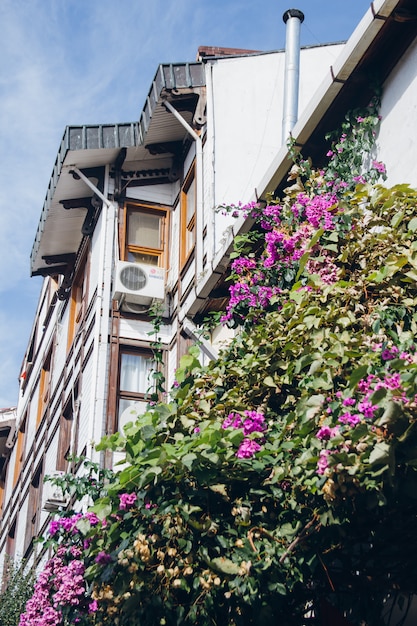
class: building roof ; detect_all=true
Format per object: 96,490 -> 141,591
30,0 -> 417,283
30,62 -> 206,277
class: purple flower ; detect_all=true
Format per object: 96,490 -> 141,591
223,410 -> 266,458
357,400 -> 378,419
316,425 -> 340,440
95,551 -> 112,565
372,160 -> 386,174
317,449 -> 332,475
236,439 -> 262,459
242,410 -> 266,435
338,412 -> 361,428
48,519 -> 60,536
231,257 -> 257,274
85,511 -> 100,526
119,492 -> 137,510
381,346 -> 399,361
384,373 -> 402,390
303,193 -> 337,230
48,513 -> 83,536
222,412 -> 243,430
89,600 -> 99,614
353,175 -> 366,184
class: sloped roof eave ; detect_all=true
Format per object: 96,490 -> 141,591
30,122 -> 140,275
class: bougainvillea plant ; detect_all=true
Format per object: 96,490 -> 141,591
19,102 -> 417,625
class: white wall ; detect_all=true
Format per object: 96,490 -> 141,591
208,45 -> 343,208
378,35 -> 417,187
200,45 -> 343,265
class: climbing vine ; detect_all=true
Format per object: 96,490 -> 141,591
19,102 -> 417,625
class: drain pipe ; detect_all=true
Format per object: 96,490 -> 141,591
282,8 -> 304,143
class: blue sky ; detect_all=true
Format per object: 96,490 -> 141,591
0,0 -> 371,407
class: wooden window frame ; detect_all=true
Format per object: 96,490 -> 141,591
67,264 -> 87,352
24,464 -> 43,555
36,351 -> 52,427
56,396 -> 75,472
116,347 -> 157,428
0,479 -> 5,519
13,418 -> 26,487
180,163 -> 196,268
5,520 -> 16,560
120,202 -> 169,268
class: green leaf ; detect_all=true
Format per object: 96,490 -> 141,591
75,518 -> 92,535
349,365 -> 369,389
91,499 -> 113,520
408,217 -> 417,232
391,210 -> 404,228
188,345 -> 201,358
378,401 -> 402,426
209,557 -> 241,575
369,387 -> 387,405
323,243 -> 339,253
209,483 -> 228,497
141,424 -> 156,440
368,441 -> 391,466
182,453 -> 197,469
199,399 -> 211,414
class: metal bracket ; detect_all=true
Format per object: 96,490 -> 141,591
34,253 -> 77,300
60,195 -> 102,236
162,85 -> 207,128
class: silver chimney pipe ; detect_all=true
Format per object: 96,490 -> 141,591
282,8 -> 304,143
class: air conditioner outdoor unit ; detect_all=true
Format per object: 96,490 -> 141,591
42,471 -> 69,512
112,261 -> 165,312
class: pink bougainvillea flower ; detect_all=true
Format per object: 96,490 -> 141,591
119,492 -> 137,510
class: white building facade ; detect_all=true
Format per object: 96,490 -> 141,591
0,0 -> 416,567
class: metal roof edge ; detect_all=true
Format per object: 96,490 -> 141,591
199,41 -> 347,62
138,62 -> 206,140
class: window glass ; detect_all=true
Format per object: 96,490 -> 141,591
13,419 -> 26,487
124,205 -> 167,267
127,211 -> 162,249
67,256 -> 87,352
36,351 -> 52,426
181,165 -> 196,266
185,178 -> 196,224
24,464 -> 43,554
118,399 -> 148,424
56,400 -> 75,472
117,350 -> 156,432
128,251 -> 159,265
120,352 -> 155,394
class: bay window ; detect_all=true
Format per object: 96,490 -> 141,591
122,203 -> 168,267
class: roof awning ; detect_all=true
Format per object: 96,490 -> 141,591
30,62 -> 206,280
